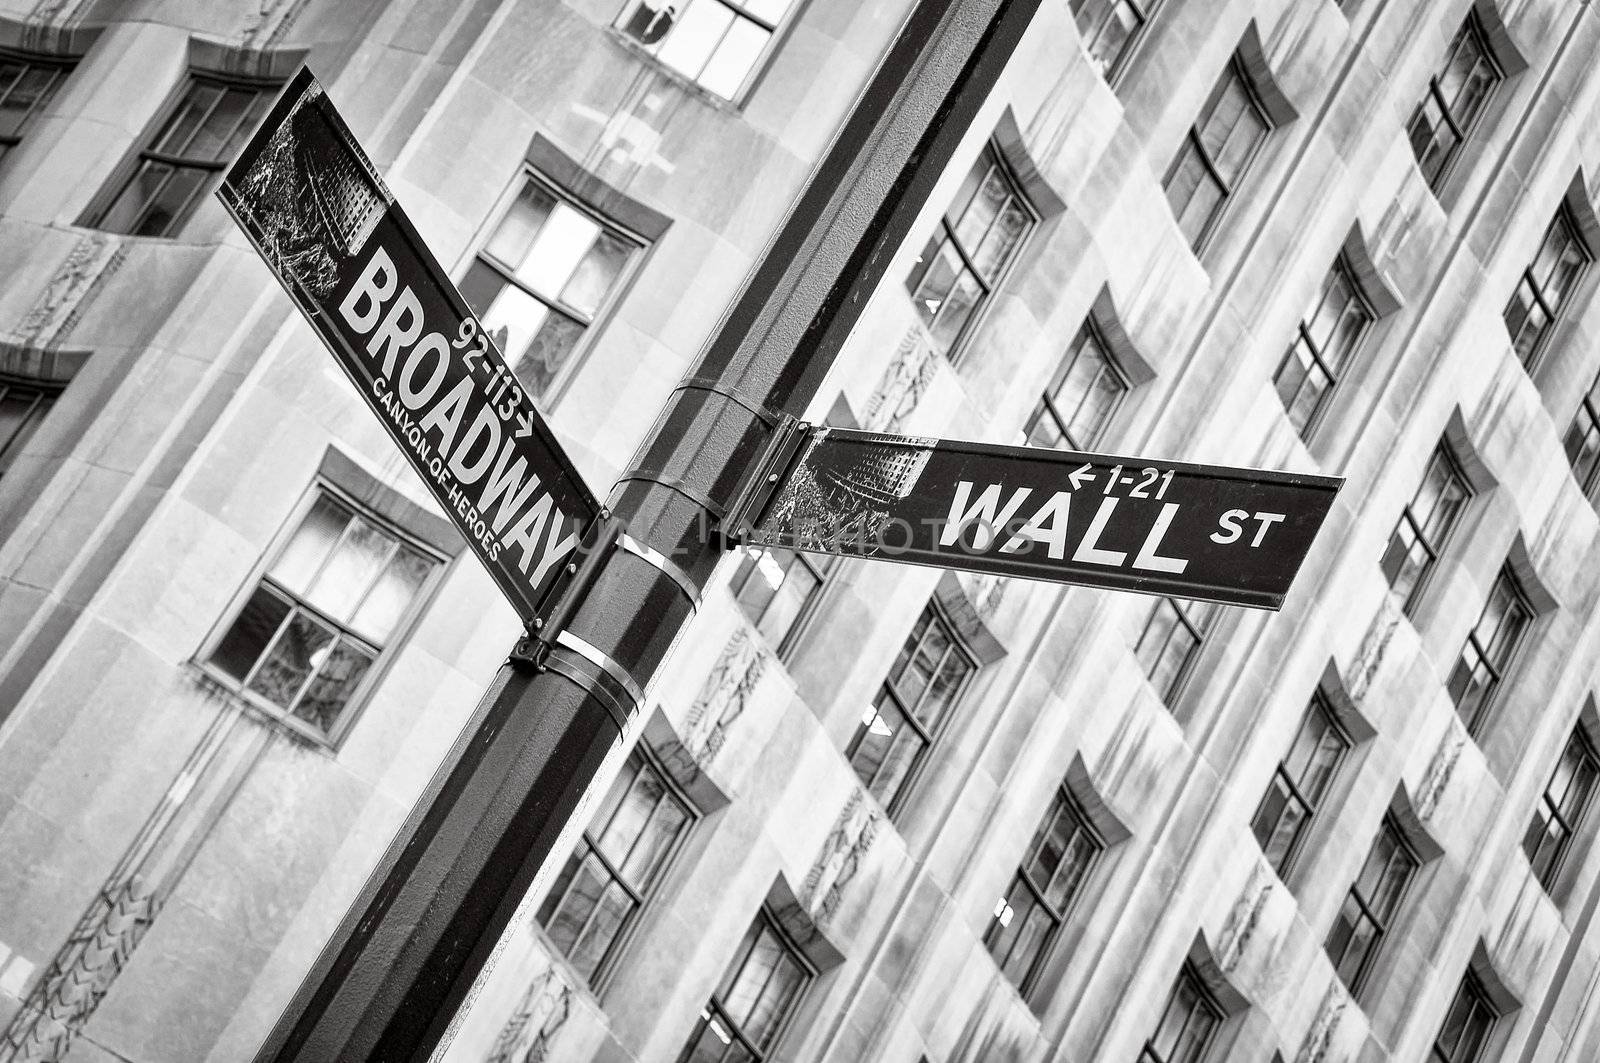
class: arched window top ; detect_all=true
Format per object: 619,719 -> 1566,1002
1235,20 -> 1298,128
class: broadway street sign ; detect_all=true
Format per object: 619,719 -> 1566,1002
744,426 -> 1342,610
217,68 -> 599,624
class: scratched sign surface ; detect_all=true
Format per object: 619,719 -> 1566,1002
748,427 -> 1342,610
217,68 -> 598,622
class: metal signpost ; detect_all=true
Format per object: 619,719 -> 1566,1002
217,2 -> 1340,1058
217,68 -> 600,627
730,422 -> 1342,610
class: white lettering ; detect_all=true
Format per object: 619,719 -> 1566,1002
477,443 -> 543,534
397,332 -> 451,409
1251,511 -> 1287,548
419,377 -> 474,453
447,405 -> 502,485
1072,497 -> 1127,567
366,287 -> 425,378
940,481 -> 1033,552
1132,502 -> 1188,573
1000,491 -> 1071,558
339,246 -> 397,335
1211,509 -> 1247,544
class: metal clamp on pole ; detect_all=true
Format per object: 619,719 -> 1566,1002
510,513 -> 625,671
719,414 -> 812,546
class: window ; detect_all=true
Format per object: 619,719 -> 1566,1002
1432,972 -> 1498,1063
1564,369 -> 1600,502
1135,598 -> 1220,704
905,144 -> 1035,358
1324,817 -> 1418,994
1140,962 -> 1223,1063
537,744 -> 695,982
1379,445 -> 1472,612
205,491 -> 443,739
1274,257 -> 1375,435
615,0 -> 797,101
848,604 -> 976,813
1163,59 -> 1271,250
1406,15 -> 1503,192
1523,728 -> 1599,890
0,51 -> 71,166
677,907 -> 812,1063
0,374 -> 64,477
91,75 -> 274,237
1504,207 -> 1590,366
728,546 -> 835,654
1446,567 -> 1533,734
1069,0 -> 1153,80
1251,693 -> 1350,876
1024,321 -> 1128,450
459,176 -> 642,400
985,787 -> 1102,991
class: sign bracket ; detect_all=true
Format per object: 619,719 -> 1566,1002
510,514 -> 625,672
721,413 -> 811,544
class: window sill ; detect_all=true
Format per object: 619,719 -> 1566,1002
603,28 -> 747,115
186,662 -> 344,754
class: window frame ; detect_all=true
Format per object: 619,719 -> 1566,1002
1324,814 -> 1420,997
1523,727 -> 1600,892
1023,318 -> 1130,451
1503,205 -> 1592,370
1272,254 -> 1377,438
1431,970 -> 1499,1063
905,141 -> 1039,364
677,905 -> 817,1063
1134,597 -> 1220,706
983,786 -> 1104,996
612,0 -> 805,105
1250,691 -> 1352,879
1446,565 -> 1535,736
83,70 -> 279,239
0,48 -> 74,165
1406,13 -> 1504,194
0,371 -> 67,478
1139,960 -> 1226,1063
195,478 -> 452,748
1162,55 -> 1273,253
1381,444 -> 1474,615
462,166 -> 650,406
535,741 -> 699,988
1565,368 -> 1600,504
846,600 -> 979,818
1069,0 -> 1157,84
727,544 -> 837,659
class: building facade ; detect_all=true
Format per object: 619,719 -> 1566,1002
2,0 -> 1600,1061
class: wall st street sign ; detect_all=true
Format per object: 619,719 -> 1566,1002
744,426 -> 1342,609
217,68 -> 599,624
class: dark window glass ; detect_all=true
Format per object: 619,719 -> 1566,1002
848,605 -> 976,813
1405,15 -> 1503,191
1324,817 -> 1418,994
1273,257 -> 1375,435
1565,369 -> 1600,503
616,0 -> 798,101
92,76 -> 273,237
1379,445 -> 1472,612
1445,567 -> 1533,735
728,546 -> 835,655
905,145 -> 1036,357
677,908 -> 813,1063
0,374 -> 63,477
1251,693 -> 1350,875
1504,208 -> 1590,367
460,176 -> 642,399
1523,729 -> 1600,890
1068,0 -> 1154,80
0,51 -> 71,165
1139,962 -> 1223,1063
1163,58 -> 1271,250
1024,321 -> 1128,450
1135,598 -> 1220,704
537,745 -> 695,982
207,493 -> 440,737
1431,972 -> 1498,1063
985,788 -> 1103,990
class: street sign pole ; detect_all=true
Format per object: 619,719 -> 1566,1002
247,0 -> 1043,1059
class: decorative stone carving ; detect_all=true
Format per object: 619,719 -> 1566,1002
1418,730 -> 1466,820
483,967 -> 572,1063
242,0 -> 312,50
1294,982 -> 1348,1063
1217,862 -> 1275,972
802,789 -> 880,925
683,626 -> 766,765
12,233 -> 126,352
1348,593 -> 1402,704
864,326 -> 938,433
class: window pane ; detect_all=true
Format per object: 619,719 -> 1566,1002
852,697 -> 922,807
269,495 -> 351,596
292,638 -> 375,732
0,381 -> 55,473
0,59 -> 65,142
657,0 -> 736,81
698,16 -> 768,99
245,608 -> 336,710
560,230 -> 633,318
349,546 -> 433,643
303,515 -> 394,623
480,281 -> 552,371
209,585 -> 292,682
514,202 -> 600,299
513,311 -> 585,398
485,181 -> 557,270
927,269 -> 984,353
